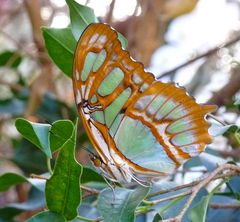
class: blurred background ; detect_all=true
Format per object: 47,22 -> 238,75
0,0 -> 240,220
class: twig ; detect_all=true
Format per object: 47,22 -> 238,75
105,0 -> 116,24
76,215 -> 102,222
210,203 -> 240,209
161,164 -> 240,222
208,66 -> 240,106
148,171 -> 238,198
158,35 -> 240,79
30,174 -> 48,180
151,191 -> 191,205
81,185 -> 100,196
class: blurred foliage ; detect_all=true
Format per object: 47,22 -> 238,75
0,0 -> 240,222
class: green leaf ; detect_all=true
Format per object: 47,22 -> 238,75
189,181 -> 225,222
0,50 -> 22,68
49,120 -> 74,152
153,213 -> 163,222
81,167 -> 105,184
66,0 -> 96,41
0,173 -> 26,192
15,118 -> 52,158
26,211 -> 66,222
12,139 -> 48,174
0,98 -> 26,115
209,123 -> 238,137
234,98 -> 240,105
188,195 -> 210,222
97,186 -> 150,222
42,27 -> 76,77
45,120 -> 82,220
0,187 -> 45,220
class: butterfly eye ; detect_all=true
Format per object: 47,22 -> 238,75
89,154 -> 102,167
92,157 -> 101,167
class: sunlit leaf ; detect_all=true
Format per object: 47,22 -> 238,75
45,120 -> 82,220
42,27 -> 76,77
49,119 -> 74,152
97,186 -> 149,222
66,0 -> 96,41
209,123 -> 238,137
15,118 -> 52,158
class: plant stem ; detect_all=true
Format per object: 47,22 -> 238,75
47,157 -> 53,175
76,215 -> 101,222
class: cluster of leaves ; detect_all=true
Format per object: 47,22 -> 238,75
0,0 -> 240,222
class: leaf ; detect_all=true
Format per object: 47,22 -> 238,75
36,93 -> 76,122
12,139 -> 48,174
209,123 -> 238,137
15,118 -> 52,158
0,50 -> 22,68
97,186 -> 150,222
0,173 -> 26,192
234,98 -> 240,105
45,120 -> 82,220
49,120 -> 74,152
199,152 -> 225,171
0,187 -> 45,220
188,195 -> 210,222
152,213 -> 163,222
42,27 -> 76,77
149,183 -> 208,221
66,0 -> 96,41
189,180 -> 225,222
26,211 -> 66,222
81,167 -> 105,184
0,98 -> 26,115
207,195 -> 240,222
75,204 -> 100,221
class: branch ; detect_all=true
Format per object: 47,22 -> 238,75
158,35 -> 240,79
208,66 -> 240,106
148,171 -> 238,198
161,164 -> 240,222
210,203 -> 240,209
105,0 -> 116,25
24,0 -> 55,116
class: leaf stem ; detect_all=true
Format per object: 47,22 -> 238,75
47,157 -> 53,175
76,215 -> 101,222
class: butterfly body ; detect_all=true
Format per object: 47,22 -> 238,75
73,23 -> 216,184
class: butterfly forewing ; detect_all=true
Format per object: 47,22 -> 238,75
73,23 -> 216,180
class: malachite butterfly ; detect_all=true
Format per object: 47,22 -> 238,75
72,23 -> 217,184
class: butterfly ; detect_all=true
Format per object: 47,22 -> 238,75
72,23 -> 217,184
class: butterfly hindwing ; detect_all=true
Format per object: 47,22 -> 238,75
73,23 -> 216,177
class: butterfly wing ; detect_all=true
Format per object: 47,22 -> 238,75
73,23 -> 216,178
